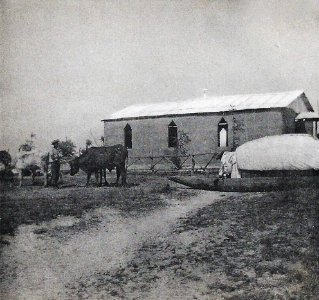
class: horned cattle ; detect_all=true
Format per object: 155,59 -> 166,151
69,145 -> 128,187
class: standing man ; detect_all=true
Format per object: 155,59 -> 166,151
49,140 -> 61,187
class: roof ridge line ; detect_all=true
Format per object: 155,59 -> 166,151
121,90 -> 305,108
108,90 -> 306,119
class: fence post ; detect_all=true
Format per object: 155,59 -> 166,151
150,157 -> 155,173
191,155 -> 195,175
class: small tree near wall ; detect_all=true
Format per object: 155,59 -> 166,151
233,115 -> 245,150
165,130 -> 191,169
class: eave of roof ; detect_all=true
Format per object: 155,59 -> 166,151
296,112 -> 319,120
102,107 -> 291,122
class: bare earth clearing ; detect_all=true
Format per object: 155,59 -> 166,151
1,174 -> 319,299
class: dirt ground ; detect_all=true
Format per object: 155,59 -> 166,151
1,173 -> 319,299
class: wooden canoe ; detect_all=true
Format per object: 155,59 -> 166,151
168,176 -> 319,192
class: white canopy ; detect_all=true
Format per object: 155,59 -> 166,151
236,134 -> 319,171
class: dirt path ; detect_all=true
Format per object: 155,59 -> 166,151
1,190 -> 222,299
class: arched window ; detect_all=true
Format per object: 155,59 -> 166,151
124,124 -> 132,149
218,118 -> 228,147
168,121 -> 178,148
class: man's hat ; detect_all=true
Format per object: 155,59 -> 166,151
51,139 -> 60,145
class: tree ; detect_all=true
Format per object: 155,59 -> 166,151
177,130 -> 191,156
19,133 -> 36,152
59,139 -> 76,158
233,115 -> 245,150
165,130 -> 191,169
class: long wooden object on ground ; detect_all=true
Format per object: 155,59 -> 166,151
169,176 -> 319,192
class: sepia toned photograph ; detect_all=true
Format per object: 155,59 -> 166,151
1,1 -> 319,299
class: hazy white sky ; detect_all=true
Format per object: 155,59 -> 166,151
1,0 -> 319,153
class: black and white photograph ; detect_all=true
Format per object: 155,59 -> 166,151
1,0 -> 319,299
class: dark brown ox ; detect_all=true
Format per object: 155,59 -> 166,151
69,145 -> 128,187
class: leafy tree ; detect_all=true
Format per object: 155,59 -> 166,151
165,130 -> 191,169
59,139 -> 76,158
19,133 -> 37,152
19,141 -> 33,152
233,115 -> 245,149
177,130 -> 191,155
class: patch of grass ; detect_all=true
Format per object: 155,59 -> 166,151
105,187 -> 165,215
0,174 -> 178,235
33,227 -> 48,235
149,182 -> 175,194
71,187 -> 319,298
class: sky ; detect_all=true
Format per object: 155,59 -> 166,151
1,0 -> 319,154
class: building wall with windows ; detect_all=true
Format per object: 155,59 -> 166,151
103,107 -> 296,157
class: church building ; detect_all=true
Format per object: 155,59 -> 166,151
102,90 -> 317,159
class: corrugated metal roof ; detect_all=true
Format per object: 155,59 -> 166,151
106,90 -> 308,120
